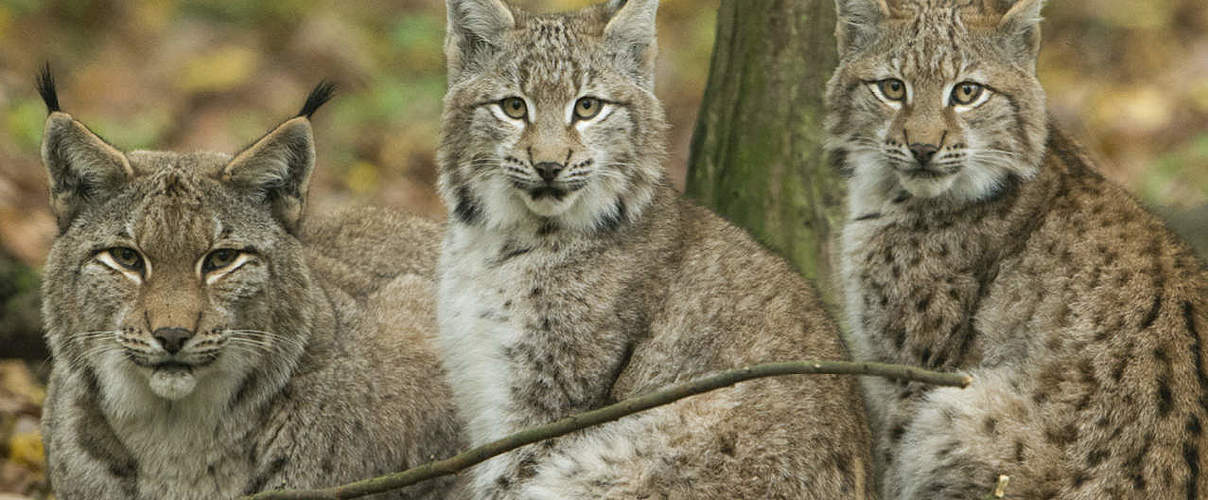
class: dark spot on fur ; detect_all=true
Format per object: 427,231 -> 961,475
1087,448 -> 1109,467
1158,378 -> 1174,417
1111,357 -> 1129,382
594,198 -> 628,232
1185,442 -> 1200,500
890,423 -> 906,443
537,219 -> 559,235
982,416 -> 998,435
452,186 -> 483,225
1183,301 -> 1208,409
495,242 -> 532,264
517,455 -> 538,480
1125,437 -> 1152,491
1044,423 -> 1078,447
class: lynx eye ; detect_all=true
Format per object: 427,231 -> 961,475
573,97 -> 602,120
202,249 -> 239,273
877,78 -> 907,102
951,82 -> 985,106
499,97 -> 528,120
108,247 -> 144,271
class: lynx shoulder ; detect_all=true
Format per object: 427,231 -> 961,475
434,1 -> 872,498
37,73 -> 462,500
826,1 -> 1208,498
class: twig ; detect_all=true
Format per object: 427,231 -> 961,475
992,474 -> 1011,498
244,360 -> 971,500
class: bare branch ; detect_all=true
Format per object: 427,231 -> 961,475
244,360 -> 971,500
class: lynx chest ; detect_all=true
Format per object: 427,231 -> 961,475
436,227 -> 634,449
436,228 -> 550,446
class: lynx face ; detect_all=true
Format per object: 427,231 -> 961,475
41,80 -> 331,402
48,155 -> 308,401
827,0 -> 1048,203
439,0 -> 667,233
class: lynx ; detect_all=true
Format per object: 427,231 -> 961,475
434,0 -> 873,498
37,71 -> 463,499
826,0 -> 1208,498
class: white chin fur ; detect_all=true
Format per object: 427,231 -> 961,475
149,367 -> 198,401
896,172 -> 959,199
521,190 -> 582,217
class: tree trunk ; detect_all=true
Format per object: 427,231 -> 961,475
686,0 -> 843,305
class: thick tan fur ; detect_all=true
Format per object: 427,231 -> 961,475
828,1 -> 1208,498
39,86 -> 462,499
435,0 -> 873,498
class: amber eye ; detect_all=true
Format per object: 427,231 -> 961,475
203,249 -> 239,273
951,82 -> 985,106
500,97 -> 527,119
574,97 -> 602,120
109,247 -> 144,271
877,78 -> 907,102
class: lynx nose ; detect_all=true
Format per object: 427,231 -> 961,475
534,162 -> 564,183
909,143 -> 939,166
153,327 -> 193,355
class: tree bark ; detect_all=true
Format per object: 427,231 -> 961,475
687,0 -> 843,305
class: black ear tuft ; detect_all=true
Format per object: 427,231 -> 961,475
297,80 -> 336,119
36,63 -> 61,113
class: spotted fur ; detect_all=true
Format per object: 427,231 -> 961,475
435,0 -> 873,498
827,1 -> 1208,498
39,81 -> 463,499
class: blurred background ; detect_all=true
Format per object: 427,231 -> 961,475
0,0 -> 1204,496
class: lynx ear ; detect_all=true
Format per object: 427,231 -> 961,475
834,0 -> 890,58
222,82 -> 333,233
603,0 -> 658,88
37,68 -> 133,230
445,0 -> 516,85
223,118 -> 315,233
996,0 -> 1044,65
